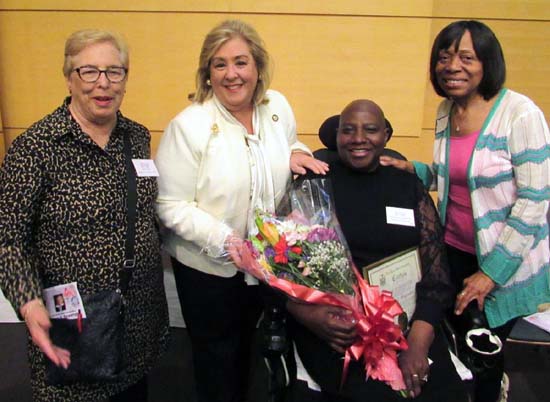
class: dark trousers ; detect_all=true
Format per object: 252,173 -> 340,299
109,376 -> 148,402
172,258 -> 263,402
286,323 -> 467,402
446,245 -> 516,402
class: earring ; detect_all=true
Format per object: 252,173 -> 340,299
258,74 -> 262,81
206,79 -> 211,86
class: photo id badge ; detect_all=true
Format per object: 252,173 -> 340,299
42,282 -> 87,319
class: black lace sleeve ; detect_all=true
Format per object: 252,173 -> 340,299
411,179 -> 455,326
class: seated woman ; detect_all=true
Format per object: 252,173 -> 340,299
285,99 -> 468,401
315,113 -> 406,161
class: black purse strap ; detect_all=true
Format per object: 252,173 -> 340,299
120,131 -> 137,293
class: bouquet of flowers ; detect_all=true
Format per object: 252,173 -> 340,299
248,209 -> 354,295
238,177 -> 408,391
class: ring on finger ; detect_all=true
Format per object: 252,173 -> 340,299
422,374 -> 429,382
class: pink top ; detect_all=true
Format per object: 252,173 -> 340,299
444,130 -> 480,254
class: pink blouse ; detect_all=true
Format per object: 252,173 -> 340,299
444,130 -> 480,254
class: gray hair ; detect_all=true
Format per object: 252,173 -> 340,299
63,29 -> 129,77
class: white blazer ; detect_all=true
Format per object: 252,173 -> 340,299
155,90 -> 310,277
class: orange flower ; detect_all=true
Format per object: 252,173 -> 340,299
256,215 -> 279,245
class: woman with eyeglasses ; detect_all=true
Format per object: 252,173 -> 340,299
0,29 -> 169,401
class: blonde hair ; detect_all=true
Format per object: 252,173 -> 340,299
192,20 -> 271,104
63,29 -> 129,77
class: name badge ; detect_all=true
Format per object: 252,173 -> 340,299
132,159 -> 159,177
386,206 -> 415,227
43,282 -> 86,319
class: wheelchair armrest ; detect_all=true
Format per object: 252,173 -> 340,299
441,317 -> 459,356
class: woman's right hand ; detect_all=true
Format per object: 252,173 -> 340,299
379,156 -> 415,173
454,270 -> 496,315
20,299 -> 71,368
286,301 -> 357,353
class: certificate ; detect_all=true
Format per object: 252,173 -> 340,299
363,247 -> 421,324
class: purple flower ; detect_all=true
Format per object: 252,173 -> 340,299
265,247 -> 275,259
306,227 -> 338,243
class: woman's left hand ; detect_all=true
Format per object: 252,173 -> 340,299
399,320 -> 433,398
290,152 -> 329,175
224,233 -> 245,268
455,271 -> 496,315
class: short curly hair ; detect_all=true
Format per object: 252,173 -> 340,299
63,29 -> 129,78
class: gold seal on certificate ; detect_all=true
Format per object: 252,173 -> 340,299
363,247 -> 422,327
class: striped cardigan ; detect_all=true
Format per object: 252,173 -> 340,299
413,88 -> 550,327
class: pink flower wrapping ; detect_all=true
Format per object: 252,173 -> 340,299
238,178 -> 408,391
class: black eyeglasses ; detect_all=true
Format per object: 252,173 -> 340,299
72,66 -> 128,83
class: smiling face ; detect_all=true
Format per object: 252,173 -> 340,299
435,30 -> 484,102
209,36 -> 259,114
66,41 -> 127,126
337,100 -> 389,173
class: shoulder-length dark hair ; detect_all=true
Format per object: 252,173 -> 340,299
429,20 -> 506,100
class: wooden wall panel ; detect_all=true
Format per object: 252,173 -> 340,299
0,111 -> 4,163
4,0 -> 548,20
0,0 -> 436,17
0,11 -> 431,140
0,1 -> 548,162
263,16 -> 430,137
432,0 -> 550,20
389,129 -> 439,164
2,128 -> 21,155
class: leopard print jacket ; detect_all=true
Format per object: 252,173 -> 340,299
0,98 -> 169,401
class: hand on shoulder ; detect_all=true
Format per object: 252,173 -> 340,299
379,156 -> 414,173
290,152 -> 329,176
